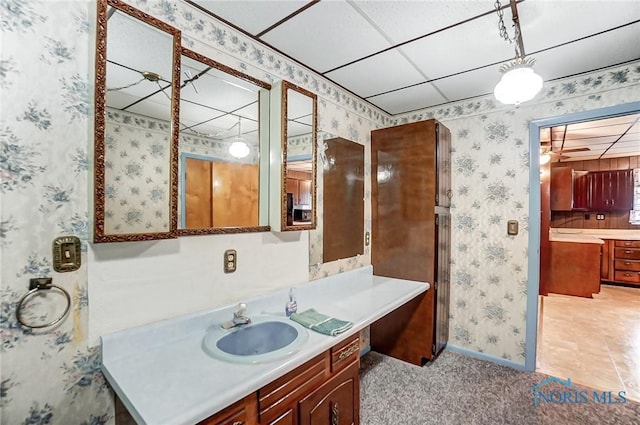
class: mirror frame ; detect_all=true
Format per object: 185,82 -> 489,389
177,48 -> 272,236
94,0 -> 181,243
281,81 -> 318,231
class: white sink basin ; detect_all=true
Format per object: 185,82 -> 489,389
202,316 -> 309,364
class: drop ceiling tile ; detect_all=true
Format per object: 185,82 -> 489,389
325,49 -> 425,98
401,13 -> 514,80
126,92 -> 172,122
189,0 -> 307,36
431,63 -> 503,103
261,0 -> 391,73
353,0 -> 493,44
531,23 -> 640,82
367,83 -> 447,115
519,1 -> 640,53
108,10 -> 174,82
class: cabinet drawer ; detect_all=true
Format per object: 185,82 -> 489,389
614,247 -> 640,260
200,394 -> 257,425
331,335 -> 360,373
614,259 -> 640,272
614,271 -> 640,283
258,352 -> 329,423
615,240 -> 640,248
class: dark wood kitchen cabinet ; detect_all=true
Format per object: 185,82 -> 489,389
589,170 -> 634,211
199,394 -> 258,425
550,168 -> 589,211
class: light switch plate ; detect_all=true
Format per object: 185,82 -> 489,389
507,220 -> 518,236
52,236 -> 81,272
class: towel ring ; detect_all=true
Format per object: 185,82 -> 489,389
16,281 -> 71,329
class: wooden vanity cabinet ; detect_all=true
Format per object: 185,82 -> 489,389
199,394 -> 258,425
299,361 -> 360,425
256,334 -> 360,425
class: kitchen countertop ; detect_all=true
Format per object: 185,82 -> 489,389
550,229 -> 640,244
101,266 -> 429,425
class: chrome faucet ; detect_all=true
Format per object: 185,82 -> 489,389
221,303 -> 252,330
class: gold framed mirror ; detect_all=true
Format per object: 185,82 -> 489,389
272,81 -> 317,231
94,0 -> 181,243
177,48 -> 271,235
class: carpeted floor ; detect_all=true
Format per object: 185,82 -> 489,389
360,350 -> 640,425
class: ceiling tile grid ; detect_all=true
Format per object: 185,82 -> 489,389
260,0 -> 393,73
174,0 -> 639,116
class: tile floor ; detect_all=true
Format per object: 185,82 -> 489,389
536,284 -> 640,402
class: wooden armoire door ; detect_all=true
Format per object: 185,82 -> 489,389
370,119 -> 449,365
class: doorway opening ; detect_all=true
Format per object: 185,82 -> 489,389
525,102 -> 640,397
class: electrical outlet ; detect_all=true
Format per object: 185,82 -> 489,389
596,214 -> 605,220
224,249 -> 237,273
584,213 -> 590,220
365,232 -> 371,246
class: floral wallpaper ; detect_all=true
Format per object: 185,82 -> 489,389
1,1 -> 112,424
104,108 -> 171,234
395,62 -> 640,362
1,0 -> 639,424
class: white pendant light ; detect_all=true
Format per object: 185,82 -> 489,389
494,59 -> 543,105
228,117 -> 250,159
493,1 -> 543,106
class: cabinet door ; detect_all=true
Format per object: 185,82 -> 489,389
286,178 -> 299,204
298,180 -> 312,206
610,169 -> 634,210
572,171 -> 589,210
299,361 -> 359,425
589,171 -> 609,210
200,394 -> 258,425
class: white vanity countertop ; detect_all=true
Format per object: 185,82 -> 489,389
101,266 -> 429,425
550,228 -> 640,243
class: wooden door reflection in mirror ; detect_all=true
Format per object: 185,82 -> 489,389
177,49 -> 270,234
94,0 -> 180,242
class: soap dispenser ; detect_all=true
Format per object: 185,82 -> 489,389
285,288 -> 298,317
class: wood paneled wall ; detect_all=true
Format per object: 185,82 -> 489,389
551,155 -> 640,230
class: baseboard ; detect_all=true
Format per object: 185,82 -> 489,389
445,344 -> 527,371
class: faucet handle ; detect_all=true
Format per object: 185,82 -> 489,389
235,303 -> 248,318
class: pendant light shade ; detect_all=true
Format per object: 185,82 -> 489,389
494,64 -> 543,105
228,117 -> 250,159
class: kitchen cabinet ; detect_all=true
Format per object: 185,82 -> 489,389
370,119 -> 451,365
589,170 -> 634,211
550,167 -> 589,211
549,241 -> 601,297
286,174 -> 312,206
612,240 -> 640,285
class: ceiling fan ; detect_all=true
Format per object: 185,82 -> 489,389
539,126 -> 590,162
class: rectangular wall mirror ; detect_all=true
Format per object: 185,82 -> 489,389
94,0 -> 181,242
319,133 -> 365,262
271,81 -> 317,231
178,49 -> 271,235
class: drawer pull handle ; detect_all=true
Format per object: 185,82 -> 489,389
625,262 -> 632,265
624,250 -> 633,254
331,402 -> 339,425
338,343 -> 359,360
232,422 -> 244,425
624,273 -> 632,277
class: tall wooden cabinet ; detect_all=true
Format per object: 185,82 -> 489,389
369,119 -> 451,366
